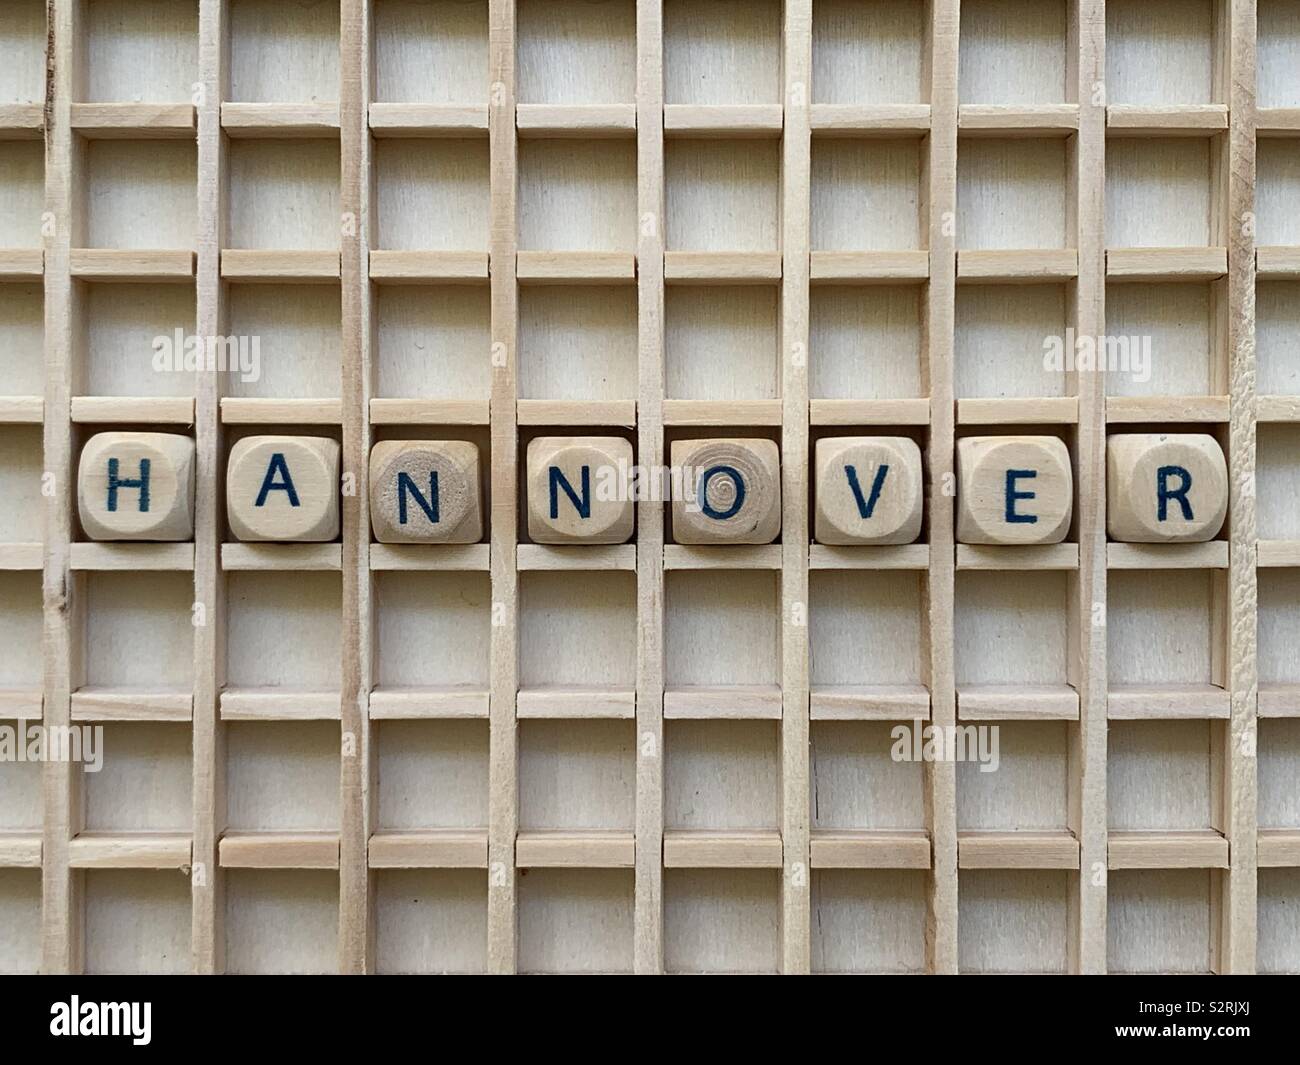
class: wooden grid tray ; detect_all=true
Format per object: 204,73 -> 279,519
0,0 -> 1298,974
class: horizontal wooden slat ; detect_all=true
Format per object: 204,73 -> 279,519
368,687 -> 491,719
1107,830 -> 1229,869
219,832 -> 341,869
662,685 -> 783,720
809,684 -> 930,720
514,831 -> 635,868
367,831 -> 488,869
662,830 -> 783,868
809,831 -> 931,869
515,687 -> 636,719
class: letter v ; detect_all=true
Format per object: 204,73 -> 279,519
844,463 -> 890,519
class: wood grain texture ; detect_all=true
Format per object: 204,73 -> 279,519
4,0 -> 1289,977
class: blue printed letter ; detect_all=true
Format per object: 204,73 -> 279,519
398,471 -> 439,525
106,457 -> 151,513
845,463 -> 890,519
700,465 -> 746,520
1004,469 -> 1038,524
255,453 -> 300,507
1156,465 -> 1193,522
550,465 -> 591,520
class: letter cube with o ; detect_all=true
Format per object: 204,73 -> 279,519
815,436 -> 923,545
78,432 -> 195,541
527,436 -> 634,544
671,438 -> 781,545
227,436 -> 340,542
956,435 -> 1073,545
1107,433 -> 1227,543
369,440 -> 482,543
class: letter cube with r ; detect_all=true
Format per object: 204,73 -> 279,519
1107,433 -> 1227,543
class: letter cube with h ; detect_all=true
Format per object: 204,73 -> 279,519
78,432 -> 195,541
227,436 -> 340,542
370,440 -> 482,543
526,436 -> 634,544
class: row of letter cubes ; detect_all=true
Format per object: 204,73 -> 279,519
77,432 -> 1229,546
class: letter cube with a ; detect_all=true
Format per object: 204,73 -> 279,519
526,436 -> 634,544
227,436 -> 340,542
78,431 -> 196,541
369,440 -> 482,543
956,435 -> 1072,545
1107,433 -> 1227,543
671,438 -> 781,545
814,436 -> 923,545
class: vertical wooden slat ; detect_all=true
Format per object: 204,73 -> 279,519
41,0 -> 79,975
924,0 -> 960,975
487,0 -> 519,974
634,0 -> 666,976
1223,0 -> 1258,974
780,0 -> 812,975
192,0 -> 227,974
1072,0 -> 1108,974
338,0 -> 371,974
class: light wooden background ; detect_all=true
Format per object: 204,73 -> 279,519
0,0 -> 1298,974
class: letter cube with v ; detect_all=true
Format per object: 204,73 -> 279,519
815,437 -> 923,545
370,440 -> 482,543
527,436 -> 634,544
78,432 -> 195,541
956,435 -> 1072,545
671,438 -> 781,545
227,436 -> 340,542
1107,433 -> 1227,543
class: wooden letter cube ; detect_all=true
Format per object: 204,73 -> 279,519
78,432 -> 195,542
670,438 -> 781,545
526,436 -> 634,544
227,436 -> 340,542
814,436 -> 923,545
369,440 -> 482,544
1107,433 -> 1227,543
956,435 -> 1072,545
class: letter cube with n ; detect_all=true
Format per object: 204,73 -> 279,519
227,436 -> 340,542
671,438 -> 781,545
956,435 -> 1072,545
527,436 -> 634,544
370,440 -> 482,543
1107,433 -> 1227,542
78,432 -> 195,541
815,437 -> 923,545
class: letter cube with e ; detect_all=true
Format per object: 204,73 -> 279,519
227,436 -> 340,542
671,438 -> 781,545
527,436 -> 634,544
78,432 -> 195,541
1107,433 -> 1227,543
815,436 -> 923,545
370,440 -> 482,543
956,435 -> 1073,545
